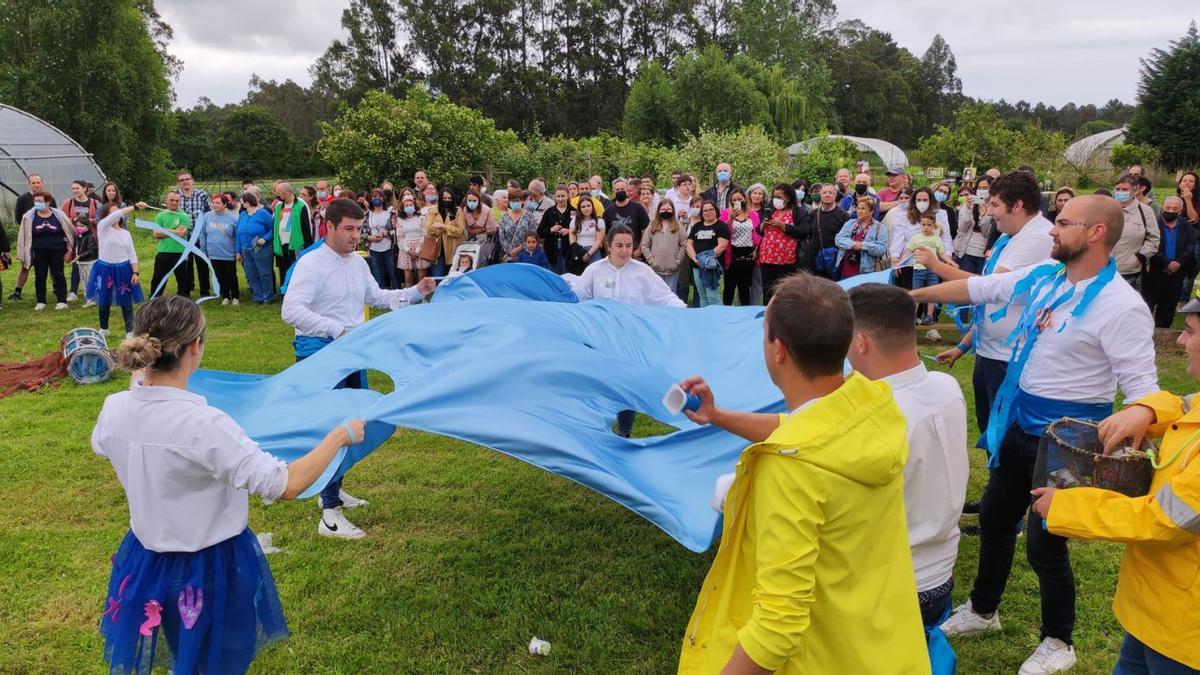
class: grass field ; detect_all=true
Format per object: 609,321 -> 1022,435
0,219 -> 1191,674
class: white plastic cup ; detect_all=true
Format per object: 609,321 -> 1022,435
662,384 -> 702,416
528,636 -> 551,656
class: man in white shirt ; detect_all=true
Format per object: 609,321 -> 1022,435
847,283 -> 968,628
282,198 -> 436,539
913,195 -> 1159,675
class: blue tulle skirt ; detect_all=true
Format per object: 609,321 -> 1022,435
87,259 -> 144,307
99,528 -> 288,675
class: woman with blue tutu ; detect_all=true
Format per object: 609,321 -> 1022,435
95,295 -> 366,674
87,202 -> 148,341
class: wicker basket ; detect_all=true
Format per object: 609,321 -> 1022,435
1032,418 -> 1153,498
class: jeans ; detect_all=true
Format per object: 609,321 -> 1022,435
969,424 -> 1075,644
692,268 -> 721,307
1115,633 -> 1198,674
1143,270 -> 1185,328
70,260 -> 81,294
32,247 -> 67,303
150,251 -> 192,297
211,259 -> 240,300
368,249 -> 398,289
956,254 -> 986,274
750,265 -> 763,305
615,410 -> 636,437
657,272 -> 678,296
972,356 -> 1008,446
295,355 -> 365,509
241,246 -> 275,303
911,268 -> 940,290
918,579 -> 953,628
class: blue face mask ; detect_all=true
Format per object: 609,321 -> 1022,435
316,190 -> 328,199
425,194 -> 437,203
403,205 -> 416,215
509,202 -> 522,211
795,189 -> 805,202
1114,190 -> 1132,203
934,191 -> 948,203
370,198 -> 383,208
717,170 -> 730,183
34,201 -> 48,212
526,200 -> 538,210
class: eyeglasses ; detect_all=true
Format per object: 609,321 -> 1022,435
1054,219 -> 1091,228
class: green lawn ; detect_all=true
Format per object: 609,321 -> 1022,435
0,221 -> 1191,673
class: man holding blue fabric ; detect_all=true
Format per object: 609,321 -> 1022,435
913,194 -> 1159,675
282,198 -> 436,540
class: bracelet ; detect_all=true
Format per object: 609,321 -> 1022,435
341,421 -> 357,446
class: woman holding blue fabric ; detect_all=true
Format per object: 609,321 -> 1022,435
196,194 -> 239,304
237,192 -> 276,304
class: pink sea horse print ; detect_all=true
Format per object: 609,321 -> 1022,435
139,599 -> 162,637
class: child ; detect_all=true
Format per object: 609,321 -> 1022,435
72,216 -> 99,307
88,204 -> 146,339
515,232 -> 550,269
95,295 -> 365,675
455,253 -> 474,274
907,212 -> 947,325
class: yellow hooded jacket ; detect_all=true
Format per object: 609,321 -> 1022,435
678,372 -> 930,674
1047,390 -> 1200,669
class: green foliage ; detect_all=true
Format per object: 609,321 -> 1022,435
501,134 -> 669,187
657,126 -> 789,188
1127,22 -> 1200,170
318,88 -> 519,190
672,47 -> 773,135
789,136 -> 861,184
915,102 -> 1067,172
1074,119 -> 1118,139
216,107 -> 298,179
623,62 -> 683,145
1108,143 -> 1162,172
0,0 -> 174,199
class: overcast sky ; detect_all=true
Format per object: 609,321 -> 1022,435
159,0 -> 1197,110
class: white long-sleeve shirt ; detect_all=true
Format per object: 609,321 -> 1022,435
92,384 -> 288,552
565,257 -> 686,307
96,210 -> 138,265
974,215 -> 1054,361
968,259 -> 1158,403
883,364 -> 969,592
282,243 -> 423,338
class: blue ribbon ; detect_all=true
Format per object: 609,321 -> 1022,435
981,258 -> 1118,467
134,218 -> 220,303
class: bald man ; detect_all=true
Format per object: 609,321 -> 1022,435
913,195 -> 1158,674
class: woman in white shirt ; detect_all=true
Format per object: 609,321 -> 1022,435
87,202 -> 148,339
394,193 -> 429,288
95,295 -> 364,675
364,190 -> 397,289
567,196 -> 605,273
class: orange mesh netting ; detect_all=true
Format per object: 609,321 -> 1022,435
0,352 -> 67,398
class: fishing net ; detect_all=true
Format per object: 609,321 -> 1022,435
0,351 -> 66,398
1033,418 -> 1154,497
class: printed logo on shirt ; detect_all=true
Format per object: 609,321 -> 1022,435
603,278 -> 616,290
694,229 -> 716,240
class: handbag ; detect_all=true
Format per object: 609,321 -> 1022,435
811,209 -> 840,279
418,233 -> 441,263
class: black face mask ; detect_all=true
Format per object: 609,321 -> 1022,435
1164,212 -> 1180,223
854,184 -> 868,195
614,190 -> 628,202
659,211 -> 673,220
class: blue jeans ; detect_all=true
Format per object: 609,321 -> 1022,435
241,246 -> 275,303
368,249 -> 397,289
956,254 -> 986,274
295,353 -> 365,509
692,268 -> 721,307
658,271 -> 678,296
911,268 -> 940,289
1115,633 -> 1198,674
972,356 -> 1008,447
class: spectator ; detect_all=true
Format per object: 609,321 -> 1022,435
537,185 -> 573,274
603,179 -> 650,256
889,187 -> 953,290
315,179 -> 334,204
669,173 -> 696,221
720,188 -> 759,306
71,215 -> 98,307
570,180 -> 604,217
638,184 -> 657,216
176,171 -> 212,297
834,168 -> 852,202
527,179 -> 554,220
792,178 -> 809,207
498,188 -> 538,262
756,183 -> 807,301
515,232 -> 550,269
1135,175 -> 1159,216
425,188 -> 462,276
491,189 -> 509,222
984,167 -> 1002,181
16,191 -> 74,310
589,175 -> 608,201
468,174 -> 493,207
568,196 -> 605,274
419,183 -> 440,216
395,193 -> 431,286
641,200 -> 689,293
877,165 -> 907,212
61,179 -> 100,301
700,162 -> 741,211
413,170 -> 429,193
1047,187 -> 1075,222
301,186 -> 325,239
98,182 -> 127,223
952,196 -> 993,276
839,172 -> 879,219
196,194 -> 240,305
236,191 -> 275,304
270,183 -> 313,289
809,183 -> 850,279
1113,173 -> 1161,290
1126,163 -> 1145,177
933,181 -> 958,237
835,196 -> 889,280
908,212 -> 949,325
1143,196 -> 1196,327
364,189 -> 398,290
149,191 -> 192,298
686,201 -> 730,307
460,187 -> 498,246
1178,171 -> 1199,225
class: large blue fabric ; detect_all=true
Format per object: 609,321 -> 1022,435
190,265 -> 892,551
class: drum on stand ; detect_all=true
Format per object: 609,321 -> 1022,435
62,328 -> 115,385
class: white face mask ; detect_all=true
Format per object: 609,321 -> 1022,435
915,200 -> 930,213
772,198 -> 786,210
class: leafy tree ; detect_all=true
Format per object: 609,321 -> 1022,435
0,0 -> 174,198
672,46 -> 772,134
215,107 -> 298,179
310,0 -> 414,104
789,136 -> 861,184
917,34 -> 963,129
915,102 -> 1066,171
244,75 -> 335,143
623,61 -> 683,144
823,21 -> 922,147
1127,22 -> 1200,170
1109,144 -> 1162,172
658,126 -> 789,189
1074,119 -> 1118,139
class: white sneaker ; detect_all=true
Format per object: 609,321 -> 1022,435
125,332 -> 133,341
66,292 -> 78,302
83,300 -> 96,307
99,328 -> 110,338
940,601 -> 1001,637
34,303 -> 46,311
54,302 -> 68,310
1019,638 -> 1077,674
339,490 -> 368,509
318,508 -> 366,539
221,298 -> 230,306
231,299 -> 239,306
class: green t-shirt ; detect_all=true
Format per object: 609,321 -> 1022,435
155,210 -> 192,254
906,233 -> 944,270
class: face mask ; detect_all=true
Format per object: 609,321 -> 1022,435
1163,211 -> 1180,223
525,200 -> 538,210
509,202 -> 522,211
370,198 -> 383,208
614,190 -> 628,202
915,200 -> 930,212
317,190 -> 327,199
976,190 -> 989,201
854,184 -> 868,195
403,205 -> 416,215
35,201 -> 48,212
1114,190 -> 1132,203
467,200 -> 479,210
772,198 -> 785,210
795,189 -> 805,202
425,194 -> 437,203
732,200 -> 744,211
898,201 -> 910,211
934,192 -> 948,203
443,199 -> 454,206
717,170 -> 730,182
659,211 -> 673,220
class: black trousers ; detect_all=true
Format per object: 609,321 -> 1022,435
211,259 -> 240,300
723,255 -> 754,306
760,263 -> 796,302
190,256 -> 212,296
151,252 -> 193,297
970,424 -> 1076,644
1143,270 -> 1185,328
32,248 -> 67,303
972,356 -> 1008,441
275,247 -> 296,290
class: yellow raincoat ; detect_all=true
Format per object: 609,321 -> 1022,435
1047,390 -> 1200,670
678,372 -> 929,674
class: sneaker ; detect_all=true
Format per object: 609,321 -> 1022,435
99,328 -> 110,338
125,332 -> 133,341
34,303 -> 46,311
231,299 -> 239,306
66,292 -> 78,302
339,490 -> 368,509
221,298 -> 230,306
1018,638 -> 1076,674
55,302 -> 68,310
83,300 -> 96,308
940,601 -> 1001,637
318,508 -> 366,540
7,288 -> 20,300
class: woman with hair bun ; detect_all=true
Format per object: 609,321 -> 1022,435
94,295 -> 366,674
